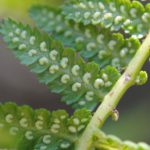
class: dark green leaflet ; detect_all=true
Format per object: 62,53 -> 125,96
0,19 -> 120,110
0,102 -> 91,150
62,0 -> 150,38
30,6 -> 140,69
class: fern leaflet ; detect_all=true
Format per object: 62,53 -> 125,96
0,102 -> 91,150
62,0 -> 150,38
30,5 -> 140,70
0,19 -> 120,110
94,132 -> 150,150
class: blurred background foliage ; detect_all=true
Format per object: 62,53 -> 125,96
0,0 -> 64,22
0,0 -> 149,144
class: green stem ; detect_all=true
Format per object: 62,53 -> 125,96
75,32 -> 150,150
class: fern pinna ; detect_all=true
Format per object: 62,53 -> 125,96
0,19 -> 120,110
0,102 -> 91,149
30,6 -> 140,70
63,0 -> 150,38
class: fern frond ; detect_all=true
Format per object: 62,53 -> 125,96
0,19 -> 120,110
30,5 -> 140,69
95,132 -> 150,150
62,0 -> 150,38
0,102 -> 91,149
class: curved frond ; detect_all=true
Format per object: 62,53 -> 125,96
0,102 -> 91,149
62,0 -> 150,38
30,5 -> 140,69
0,19 -> 120,110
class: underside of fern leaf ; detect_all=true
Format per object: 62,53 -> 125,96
0,102 -> 91,150
62,0 -> 150,38
0,19 -> 120,110
30,5 -> 140,70
0,102 -> 149,150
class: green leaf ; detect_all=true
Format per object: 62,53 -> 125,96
0,19 -> 121,110
62,0 -> 150,38
0,102 -> 91,150
30,5 -> 141,69
95,133 -> 150,150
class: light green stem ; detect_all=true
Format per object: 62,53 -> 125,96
75,32 -> 150,150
